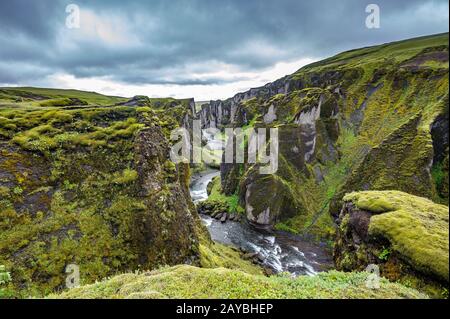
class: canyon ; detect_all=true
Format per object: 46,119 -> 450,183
0,33 -> 448,299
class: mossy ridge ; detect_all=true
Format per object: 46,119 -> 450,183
344,191 -> 449,281
198,243 -> 262,275
0,91 -> 204,297
49,264 -> 427,299
338,190 -> 449,297
296,33 -> 449,76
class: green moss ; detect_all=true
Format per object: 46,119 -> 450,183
378,247 -> 391,261
49,264 -> 427,299
274,222 -> 299,234
198,243 -> 262,275
0,264 -> 13,298
0,92 -> 202,297
344,192 -> 397,213
207,176 -> 244,214
39,98 -> 84,107
0,87 -> 127,106
112,169 -> 138,185
0,186 -> 10,197
344,190 -> 449,282
432,163 -> 445,190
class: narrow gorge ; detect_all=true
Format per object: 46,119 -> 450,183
191,32 -> 449,297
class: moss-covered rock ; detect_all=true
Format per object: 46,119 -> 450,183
49,264 -> 427,299
0,91 -> 203,297
334,190 -> 449,298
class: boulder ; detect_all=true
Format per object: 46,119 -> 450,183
220,213 -> 228,223
334,190 -> 449,298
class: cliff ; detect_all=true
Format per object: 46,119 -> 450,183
205,33 -> 448,242
0,90 -> 203,296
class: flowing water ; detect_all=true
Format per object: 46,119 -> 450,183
190,169 -> 333,276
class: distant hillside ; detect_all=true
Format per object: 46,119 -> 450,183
0,87 -> 128,107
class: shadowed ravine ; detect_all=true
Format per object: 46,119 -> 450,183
190,168 -> 333,276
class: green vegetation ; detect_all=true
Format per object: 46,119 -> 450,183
199,243 -> 262,275
338,191 -> 449,298
219,33 -> 448,242
0,265 -> 12,298
49,265 -> 427,299
432,163 -> 445,191
0,87 -> 126,107
345,191 -> 449,282
112,169 -> 139,185
378,247 -> 391,262
207,176 -> 244,214
297,33 -> 449,78
0,89 -> 202,298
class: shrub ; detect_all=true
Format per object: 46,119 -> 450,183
378,247 -> 391,261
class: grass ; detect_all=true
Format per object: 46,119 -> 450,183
297,33 -> 449,75
0,87 -> 127,106
49,264 -> 427,299
0,265 -> 12,298
3,107 -> 146,153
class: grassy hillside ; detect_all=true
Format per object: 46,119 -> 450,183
299,33 -> 449,75
0,87 -> 128,107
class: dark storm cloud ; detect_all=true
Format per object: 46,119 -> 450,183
0,0 -> 448,86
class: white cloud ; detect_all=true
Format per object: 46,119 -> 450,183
42,57 -> 316,100
57,8 -> 141,49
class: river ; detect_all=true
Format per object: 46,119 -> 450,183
190,168 -> 333,276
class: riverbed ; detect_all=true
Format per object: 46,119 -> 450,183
189,169 -> 333,276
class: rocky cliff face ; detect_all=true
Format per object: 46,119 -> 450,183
0,94 -> 202,296
197,75 -> 303,129
208,33 -> 449,241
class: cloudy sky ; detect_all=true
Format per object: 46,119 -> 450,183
0,0 -> 448,100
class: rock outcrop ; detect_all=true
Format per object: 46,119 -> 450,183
334,191 -> 449,298
0,97 -> 201,297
